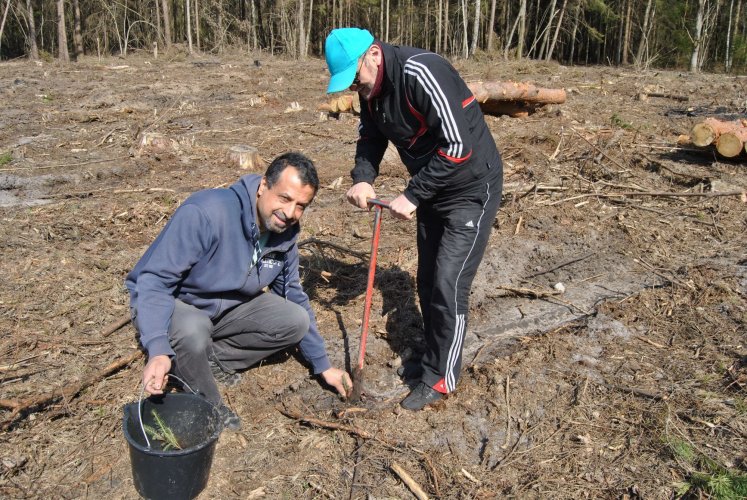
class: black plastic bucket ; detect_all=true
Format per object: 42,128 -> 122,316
123,392 -> 223,499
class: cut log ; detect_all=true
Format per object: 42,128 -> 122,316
318,94 -> 360,114
716,129 -> 747,158
228,145 -> 262,170
466,81 -> 567,105
690,118 -> 742,147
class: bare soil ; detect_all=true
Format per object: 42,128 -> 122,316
1,49 -> 746,499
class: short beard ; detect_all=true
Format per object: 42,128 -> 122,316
263,211 -> 291,233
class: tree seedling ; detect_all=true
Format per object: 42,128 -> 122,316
341,375 -> 351,400
143,410 -> 182,450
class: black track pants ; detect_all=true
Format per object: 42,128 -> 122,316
416,175 -> 502,393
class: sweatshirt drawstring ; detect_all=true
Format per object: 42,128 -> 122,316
251,223 -> 262,276
281,255 -> 289,301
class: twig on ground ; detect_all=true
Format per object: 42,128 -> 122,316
1,349 -> 143,430
0,156 -> 130,172
523,252 -> 596,279
544,189 -> 746,206
298,237 -> 368,261
502,375 -> 511,449
102,313 -> 132,337
602,381 -> 666,401
277,405 -> 377,441
390,462 -> 430,500
635,335 -> 666,349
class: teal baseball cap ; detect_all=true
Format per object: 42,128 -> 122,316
325,28 -> 374,93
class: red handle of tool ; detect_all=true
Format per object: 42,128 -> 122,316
356,204 -> 384,371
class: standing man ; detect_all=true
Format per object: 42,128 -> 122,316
126,152 -> 351,430
325,28 -> 503,411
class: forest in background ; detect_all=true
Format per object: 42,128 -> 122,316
0,0 -> 745,74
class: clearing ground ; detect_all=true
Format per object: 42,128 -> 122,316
1,49 -> 746,498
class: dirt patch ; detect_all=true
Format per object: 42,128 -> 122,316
1,52 -> 746,498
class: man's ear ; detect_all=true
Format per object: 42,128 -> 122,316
258,177 -> 267,196
369,44 -> 382,65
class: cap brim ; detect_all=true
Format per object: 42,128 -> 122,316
327,62 -> 358,94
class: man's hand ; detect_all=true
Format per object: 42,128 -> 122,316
321,367 -> 353,398
346,182 -> 376,209
143,355 -> 172,396
389,194 -> 417,220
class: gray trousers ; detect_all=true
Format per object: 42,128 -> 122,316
167,293 -> 308,403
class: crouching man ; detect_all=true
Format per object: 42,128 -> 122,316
126,152 -> 351,430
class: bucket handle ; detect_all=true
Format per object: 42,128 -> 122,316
137,373 -> 198,449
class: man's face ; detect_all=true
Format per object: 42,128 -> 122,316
349,47 -> 380,100
256,167 -> 315,233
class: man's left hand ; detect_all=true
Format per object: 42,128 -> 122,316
321,367 -> 353,398
389,194 -> 417,220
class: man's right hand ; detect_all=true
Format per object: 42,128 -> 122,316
143,355 -> 172,396
346,182 -> 376,209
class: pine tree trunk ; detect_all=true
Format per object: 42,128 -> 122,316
0,0 -> 11,56
217,0 -> 224,52
72,0 -> 83,57
186,0 -> 193,54
442,0 -> 448,54
57,0 -> 70,62
155,0 -> 162,47
25,0 -> 39,60
517,0 -> 526,58
538,0 -> 557,60
690,0 -> 706,72
546,0 -> 567,61
306,0 -> 313,56
461,0 -> 468,58
726,0 -> 735,71
568,1 -> 580,63
470,0 -> 481,56
298,0 -> 306,58
195,0 -> 200,52
622,0 -> 632,64
636,0 -> 654,66
487,0 -> 496,51
385,0 -> 390,42
161,0 -> 172,48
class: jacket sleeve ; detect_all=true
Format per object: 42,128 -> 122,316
132,204 -> 214,359
270,243 -> 332,374
401,53 -> 476,204
350,96 -> 389,185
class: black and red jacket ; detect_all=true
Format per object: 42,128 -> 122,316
352,41 -> 502,206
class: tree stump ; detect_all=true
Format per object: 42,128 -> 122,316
134,132 -> 177,156
228,145 -> 262,170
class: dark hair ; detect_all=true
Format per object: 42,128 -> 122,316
265,152 -> 319,193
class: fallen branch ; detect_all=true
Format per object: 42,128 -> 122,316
390,462 -> 430,500
298,237 -> 368,261
102,313 -> 132,337
1,349 -> 143,430
277,405 -> 377,441
523,252 -> 596,279
602,382 -> 666,401
545,189 -> 747,206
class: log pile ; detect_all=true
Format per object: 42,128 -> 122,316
318,81 -> 566,119
689,118 -> 747,158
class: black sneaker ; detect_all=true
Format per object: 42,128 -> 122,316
217,404 -> 241,431
400,382 -> 443,411
396,359 -> 423,384
209,358 -> 242,387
